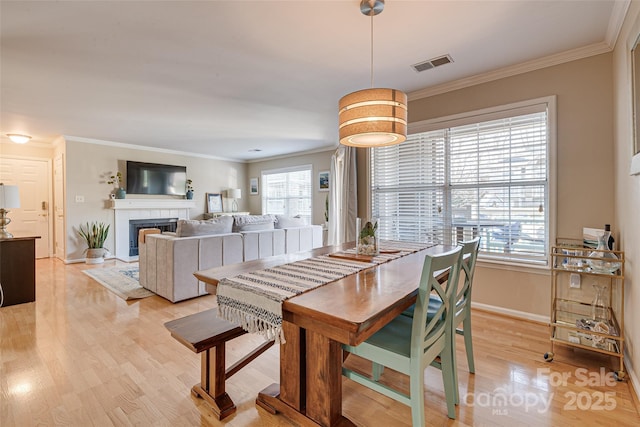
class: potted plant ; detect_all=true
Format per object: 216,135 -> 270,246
78,222 -> 110,264
356,218 -> 379,255
186,179 -> 194,200
108,171 -> 126,199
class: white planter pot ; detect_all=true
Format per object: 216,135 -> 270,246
86,248 -> 105,264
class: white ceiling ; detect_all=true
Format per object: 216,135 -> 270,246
0,0 -> 628,161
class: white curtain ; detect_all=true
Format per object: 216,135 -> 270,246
328,146 -> 357,245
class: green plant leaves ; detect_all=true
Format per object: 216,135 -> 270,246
78,222 -> 110,249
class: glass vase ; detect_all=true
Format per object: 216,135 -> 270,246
587,230 -> 620,274
591,284 -> 610,323
356,218 -> 379,256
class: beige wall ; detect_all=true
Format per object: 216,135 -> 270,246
64,139 -> 247,261
613,0 -> 640,397
360,53 -> 615,319
246,149 -> 334,225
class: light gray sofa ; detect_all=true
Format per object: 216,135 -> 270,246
139,215 -> 323,302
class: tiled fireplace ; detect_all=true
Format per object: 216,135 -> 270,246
111,199 -> 195,262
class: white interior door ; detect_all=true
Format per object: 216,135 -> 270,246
0,157 -> 51,258
54,154 -> 65,260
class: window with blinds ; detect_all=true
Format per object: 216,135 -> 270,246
261,166 -> 312,224
371,100 -> 552,264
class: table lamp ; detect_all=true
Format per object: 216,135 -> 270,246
227,189 -> 242,212
0,184 -> 20,238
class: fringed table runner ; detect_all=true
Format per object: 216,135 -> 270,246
216,240 -> 435,343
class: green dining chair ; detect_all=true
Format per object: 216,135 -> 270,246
441,237 -> 480,402
342,246 -> 463,424
372,237 -> 481,405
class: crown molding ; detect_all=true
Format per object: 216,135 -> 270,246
246,145 -> 338,164
606,0 -> 631,48
409,41 -> 613,101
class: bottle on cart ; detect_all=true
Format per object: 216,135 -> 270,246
604,224 -> 615,250
587,226 -> 620,274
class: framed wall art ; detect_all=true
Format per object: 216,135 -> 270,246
318,170 -> 329,192
250,177 -> 259,195
206,193 -> 223,213
631,33 -> 640,175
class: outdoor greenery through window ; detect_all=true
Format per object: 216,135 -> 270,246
262,166 -> 312,224
371,98 -> 554,265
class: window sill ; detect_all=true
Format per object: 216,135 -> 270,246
477,257 -> 551,276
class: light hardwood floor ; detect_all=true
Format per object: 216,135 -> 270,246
1,258 -> 639,426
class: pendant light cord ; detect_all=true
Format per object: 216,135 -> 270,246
370,12 -> 374,88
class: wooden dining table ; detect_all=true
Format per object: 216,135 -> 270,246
194,242 -> 452,427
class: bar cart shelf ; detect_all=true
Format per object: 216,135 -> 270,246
545,238 -> 625,381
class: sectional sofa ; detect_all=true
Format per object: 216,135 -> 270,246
138,214 -> 323,302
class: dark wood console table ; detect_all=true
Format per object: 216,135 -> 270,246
0,236 -> 40,307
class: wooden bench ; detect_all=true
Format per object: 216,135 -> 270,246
164,308 -> 274,420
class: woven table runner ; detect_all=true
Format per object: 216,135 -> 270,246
216,240 -> 434,343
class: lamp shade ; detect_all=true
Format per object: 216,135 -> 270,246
338,88 -> 407,147
229,189 -> 242,199
0,185 -> 20,209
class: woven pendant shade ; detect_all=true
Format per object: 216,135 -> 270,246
339,88 -> 407,147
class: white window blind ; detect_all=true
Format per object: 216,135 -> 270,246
371,103 -> 550,264
262,166 -> 312,224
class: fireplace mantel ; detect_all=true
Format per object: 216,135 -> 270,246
112,198 -> 195,261
111,199 -> 196,210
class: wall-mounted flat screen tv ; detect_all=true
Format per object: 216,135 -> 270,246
126,161 -> 187,196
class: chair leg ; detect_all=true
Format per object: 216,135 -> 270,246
440,347 -> 457,420
450,328 -> 460,405
372,362 -> 384,381
462,316 -> 475,373
409,366 -> 426,427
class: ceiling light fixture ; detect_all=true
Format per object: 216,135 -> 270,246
6,134 -> 31,144
338,0 -> 407,148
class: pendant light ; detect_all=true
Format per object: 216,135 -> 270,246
339,0 -> 407,147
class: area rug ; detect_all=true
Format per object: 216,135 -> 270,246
83,264 -> 155,301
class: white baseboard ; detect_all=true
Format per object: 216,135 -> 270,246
623,349 -> 640,403
471,301 -> 549,324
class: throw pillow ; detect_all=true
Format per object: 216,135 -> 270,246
274,215 -> 306,229
176,216 -> 233,237
232,214 -> 277,232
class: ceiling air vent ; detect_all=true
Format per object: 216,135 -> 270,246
411,54 -> 453,73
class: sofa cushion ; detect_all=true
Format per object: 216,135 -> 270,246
274,215 -> 306,229
176,216 -> 233,237
233,214 -> 276,232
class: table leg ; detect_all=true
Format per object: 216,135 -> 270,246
256,322 -> 356,426
305,329 -> 343,426
280,321 -> 304,410
257,322 -> 303,414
